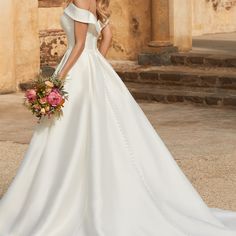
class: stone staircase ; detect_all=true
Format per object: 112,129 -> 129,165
171,52 -> 236,68
20,53 -> 236,107
112,58 -> 236,107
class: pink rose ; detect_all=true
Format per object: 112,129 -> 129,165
26,89 -> 37,102
47,91 -> 62,107
52,88 -> 59,93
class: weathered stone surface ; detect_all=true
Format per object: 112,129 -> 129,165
226,58 -> 236,67
219,76 -> 236,89
38,7 -> 64,31
193,0 -> 236,36
169,0 -> 193,51
0,1 -> 15,94
200,76 -> 218,87
14,0 -> 40,84
139,71 -> 159,83
0,0 -> 39,94
40,29 -> 67,67
123,80 -> 236,106
223,97 -> 236,106
138,46 -> 178,65
109,61 -> 236,106
205,56 -> 228,67
19,83 -> 33,92
180,74 -> 201,87
166,95 -> 184,103
19,66 -> 55,90
36,0 -> 236,59
115,63 -> 236,90
150,0 -> 171,44
170,54 -> 186,65
159,72 -> 182,82
185,55 -> 204,65
39,0 -> 65,8
205,97 -> 221,106
107,0 -> 151,60
117,71 -> 139,82
37,0 -> 152,61
185,96 -> 205,104
22,62 -> 236,107
171,52 -> 236,68
41,66 -> 56,77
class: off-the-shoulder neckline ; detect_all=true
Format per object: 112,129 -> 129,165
68,2 -> 99,22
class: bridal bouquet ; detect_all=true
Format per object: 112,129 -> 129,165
24,75 -> 68,121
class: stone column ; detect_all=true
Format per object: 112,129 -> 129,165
138,0 -> 177,65
0,0 -> 16,93
149,0 -> 172,47
169,0 -> 193,51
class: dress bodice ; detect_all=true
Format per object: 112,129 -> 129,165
61,3 -> 105,50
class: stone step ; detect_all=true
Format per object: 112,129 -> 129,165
125,82 -> 236,106
20,62 -> 236,107
138,46 -> 178,66
170,52 -> 236,68
112,61 -> 236,106
20,78 -> 236,107
114,63 -> 236,90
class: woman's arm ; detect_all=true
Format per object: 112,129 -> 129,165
58,0 -> 90,79
99,23 -> 112,57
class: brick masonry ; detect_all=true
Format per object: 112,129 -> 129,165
171,53 -> 236,68
38,0 -> 66,8
21,60 -> 236,107
40,29 -> 67,67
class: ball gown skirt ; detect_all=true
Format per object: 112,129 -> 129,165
0,3 -> 235,236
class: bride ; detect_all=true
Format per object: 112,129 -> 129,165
0,0 -> 235,235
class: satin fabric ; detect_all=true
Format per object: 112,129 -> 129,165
0,3 -> 236,235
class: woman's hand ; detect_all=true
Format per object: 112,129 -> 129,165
58,71 -> 67,80
99,22 -> 112,57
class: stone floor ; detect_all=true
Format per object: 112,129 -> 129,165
192,32 -> 236,55
0,93 -> 236,211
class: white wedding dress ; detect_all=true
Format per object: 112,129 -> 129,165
0,3 -> 236,236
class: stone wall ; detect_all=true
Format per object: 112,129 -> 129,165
14,0 -> 40,86
39,0 -> 65,7
0,0 -> 40,94
107,0 -> 151,60
170,0 -> 193,51
38,7 -> 66,67
192,0 -> 236,36
38,0 -> 151,66
40,30 -> 67,67
1,0 -> 236,93
0,1 -> 15,93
